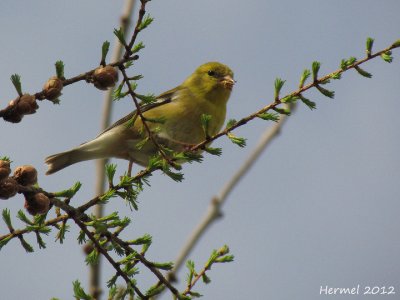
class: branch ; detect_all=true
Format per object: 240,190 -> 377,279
0,214 -> 68,242
73,216 -> 147,299
118,66 -> 178,167
191,41 -> 400,151
125,0 -> 150,58
105,233 -> 181,298
181,245 -> 233,297
0,0 -> 148,124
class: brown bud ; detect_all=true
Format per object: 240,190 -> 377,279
0,178 -> 18,200
3,98 -> 24,123
3,110 -> 23,123
0,160 -> 11,180
13,165 -> 38,186
93,65 -> 118,90
0,169 -> 10,181
83,243 -> 94,255
43,76 -> 63,100
16,101 -> 32,115
16,94 -> 38,115
24,193 -> 50,215
0,160 -> 10,168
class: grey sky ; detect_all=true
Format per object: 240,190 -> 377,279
0,1 -> 399,299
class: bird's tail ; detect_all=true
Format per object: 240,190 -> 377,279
45,134 -> 115,175
45,148 -> 92,175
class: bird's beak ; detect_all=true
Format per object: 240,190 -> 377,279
220,75 -> 235,91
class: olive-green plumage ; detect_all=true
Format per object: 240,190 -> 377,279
45,62 -> 235,174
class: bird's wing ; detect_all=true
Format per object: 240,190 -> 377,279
96,86 -> 182,138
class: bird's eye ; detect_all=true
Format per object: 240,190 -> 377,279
207,70 -> 216,77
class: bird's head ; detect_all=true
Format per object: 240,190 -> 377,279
184,62 -> 235,103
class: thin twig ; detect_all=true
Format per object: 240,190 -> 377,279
73,217 -> 147,299
182,265 -> 208,296
106,233 -> 181,298
54,198 -> 178,299
118,67 -> 178,167
124,0 -> 149,58
191,43 -> 399,151
0,214 -> 68,242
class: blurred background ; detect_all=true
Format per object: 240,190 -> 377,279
0,1 -> 399,299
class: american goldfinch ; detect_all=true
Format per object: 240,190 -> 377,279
45,62 -> 235,175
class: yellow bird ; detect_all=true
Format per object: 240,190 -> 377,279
45,62 -> 235,175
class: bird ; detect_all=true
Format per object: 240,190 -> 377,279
45,61 -> 235,175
